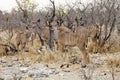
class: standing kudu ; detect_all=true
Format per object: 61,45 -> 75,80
57,25 -> 101,67
10,27 -> 32,52
15,30 -> 27,52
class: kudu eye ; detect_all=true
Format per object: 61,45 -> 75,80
26,27 -> 28,30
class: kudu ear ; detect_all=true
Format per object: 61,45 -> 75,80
47,20 -> 52,27
47,21 -> 49,26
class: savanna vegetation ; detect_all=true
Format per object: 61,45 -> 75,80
0,0 -> 120,68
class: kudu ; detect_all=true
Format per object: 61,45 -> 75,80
14,25 -> 41,53
57,25 -> 100,67
31,20 -> 99,67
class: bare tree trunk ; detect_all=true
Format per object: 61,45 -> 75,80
47,0 -> 56,51
49,26 -> 54,51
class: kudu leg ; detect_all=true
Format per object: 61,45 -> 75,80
81,50 -> 90,68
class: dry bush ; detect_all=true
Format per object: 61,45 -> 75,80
0,29 -> 16,56
0,29 -> 13,44
87,38 -> 120,54
0,28 -> 42,56
86,27 -> 120,54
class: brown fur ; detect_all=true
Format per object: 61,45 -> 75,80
15,32 -> 27,51
57,26 -> 99,67
9,28 -> 39,52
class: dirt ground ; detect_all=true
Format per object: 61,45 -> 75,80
0,52 -> 120,80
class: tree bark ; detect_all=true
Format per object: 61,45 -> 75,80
49,27 -> 54,51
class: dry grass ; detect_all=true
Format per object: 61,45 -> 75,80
106,57 -> 120,68
0,26 -> 120,67
87,36 -> 120,54
15,52 -> 40,65
26,33 -> 42,53
36,50 -> 81,63
0,45 -> 7,56
107,40 -> 120,53
13,50 -> 81,64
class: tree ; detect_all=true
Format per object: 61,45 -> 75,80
90,0 -> 120,51
15,0 -> 38,26
46,0 -> 56,51
55,5 -> 66,27
73,0 -> 120,53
